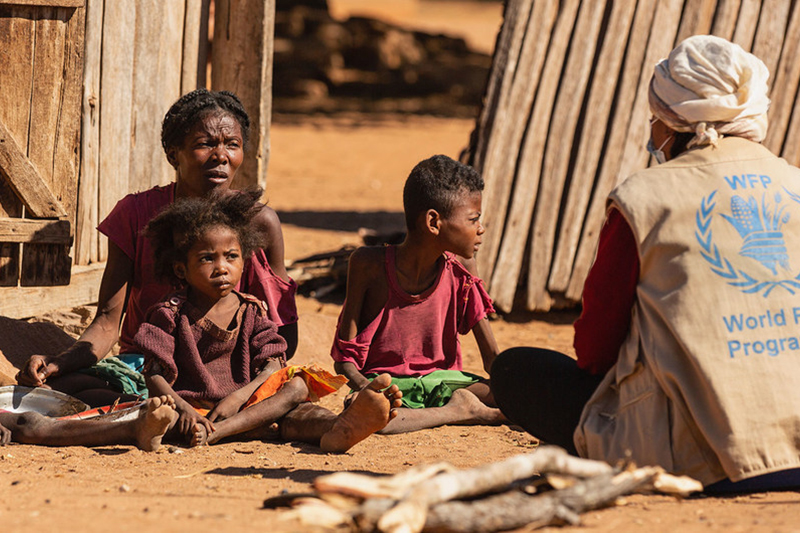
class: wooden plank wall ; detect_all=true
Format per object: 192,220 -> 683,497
74,0 -> 210,266
467,0 -> 800,313
0,2 -> 84,288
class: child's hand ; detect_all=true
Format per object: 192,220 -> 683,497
176,405 -> 215,438
0,423 -> 10,445
207,395 -> 245,423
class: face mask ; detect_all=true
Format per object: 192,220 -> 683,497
647,116 -> 671,164
647,135 -> 671,164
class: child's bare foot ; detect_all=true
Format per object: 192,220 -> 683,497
190,423 -> 209,447
447,388 -> 507,425
135,396 -> 178,452
320,373 -> 403,453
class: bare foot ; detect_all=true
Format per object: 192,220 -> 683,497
319,373 -> 403,453
135,396 -> 178,452
190,423 -> 209,447
447,388 -> 507,425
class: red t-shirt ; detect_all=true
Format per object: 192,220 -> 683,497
98,183 -> 298,353
573,208 -> 640,375
330,245 -> 495,376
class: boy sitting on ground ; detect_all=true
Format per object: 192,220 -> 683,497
331,155 -> 506,433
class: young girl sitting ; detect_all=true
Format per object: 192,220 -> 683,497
134,189 -> 353,446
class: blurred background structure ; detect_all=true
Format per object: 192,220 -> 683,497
4,0 -> 800,318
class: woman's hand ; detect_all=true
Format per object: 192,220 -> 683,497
16,355 -> 59,387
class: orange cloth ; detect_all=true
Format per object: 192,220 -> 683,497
190,364 -> 347,416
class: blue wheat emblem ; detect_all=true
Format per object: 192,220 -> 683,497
720,193 -> 791,275
696,190 -> 800,297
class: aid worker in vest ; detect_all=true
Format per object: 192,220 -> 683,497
492,35 -> 800,492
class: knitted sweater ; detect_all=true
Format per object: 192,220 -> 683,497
134,292 -> 287,403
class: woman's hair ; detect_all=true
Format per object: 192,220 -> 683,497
160,89 -> 251,153
145,188 -> 266,285
403,154 -> 483,231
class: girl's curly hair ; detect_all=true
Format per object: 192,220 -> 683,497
144,188 -> 266,286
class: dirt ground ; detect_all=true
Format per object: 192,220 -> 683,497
2,2 -> 800,532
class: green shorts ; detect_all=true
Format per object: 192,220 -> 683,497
365,370 -> 483,409
76,354 -> 149,398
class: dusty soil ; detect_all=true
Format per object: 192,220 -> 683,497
2,2 -> 799,532
2,112 -> 799,533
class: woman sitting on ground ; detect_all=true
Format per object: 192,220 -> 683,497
491,35 -> 800,492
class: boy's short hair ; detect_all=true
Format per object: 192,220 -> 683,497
403,155 -> 483,231
144,189 -> 265,285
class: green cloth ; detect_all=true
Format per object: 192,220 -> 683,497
76,354 -> 148,398
365,370 -> 483,409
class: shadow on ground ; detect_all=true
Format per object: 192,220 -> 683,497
277,210 -> 405,234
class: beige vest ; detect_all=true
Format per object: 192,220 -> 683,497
574,137 -> 800,485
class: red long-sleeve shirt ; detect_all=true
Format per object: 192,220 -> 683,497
573,208 -> 640,375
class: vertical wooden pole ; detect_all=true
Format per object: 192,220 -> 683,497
751,0 -> 791,91
523,0 -> 608,312
182,0 -> 211,94
98,0 -> 135,260
711,0 -> 742,40
473,0 -> 552,295
130,0 -> 185,193
566,0 -> 659,301
76,0 -> 103,266
675,0 -> 717,43
467,0 -> 532,172
614,0 -> 683,196
731,0 -> 761,51
549,0 -> 638,292
211,0 -> 275,190
763,2 -> 800,156
0,5 -> 34,285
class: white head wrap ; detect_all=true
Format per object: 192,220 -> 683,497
649,35 -> 770,148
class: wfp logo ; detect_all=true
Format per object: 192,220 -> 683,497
696,189 -> 800,296
721,194 -> 790,275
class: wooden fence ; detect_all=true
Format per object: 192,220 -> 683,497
0,0 -> 274,318
467,0 -> 800,313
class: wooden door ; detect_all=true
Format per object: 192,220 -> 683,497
0,0 -> 85,290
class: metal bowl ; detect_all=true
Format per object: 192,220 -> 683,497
0,385 -> 90,417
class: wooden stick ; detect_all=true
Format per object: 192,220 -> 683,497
468,0 -> 531,172
566,0 -> 659,300
521,0 -> 607,311
314,463 -> 455,500
0,119 -> 65,218
377,447 -> 612,533
473,0 -> 543,285
710,0 -> 742,40
675,0 -> 717,43
731,0 -> 761,51
549,0 -> 637,292
763,0 -> 800,155
130,0 -> 184,192
751,0 -> 791,91
614,0 -> 683,190
181,0 -> 210,94
98,0 -> 135,260
422,468 -> 662,533
484,0 -> 578,312
76,0 -> 103,265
